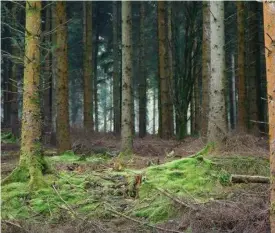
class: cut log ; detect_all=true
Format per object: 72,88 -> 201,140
230,174 -> 269,184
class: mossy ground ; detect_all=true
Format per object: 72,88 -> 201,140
1,150 -> 269,224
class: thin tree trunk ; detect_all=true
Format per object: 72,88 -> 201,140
263,2 -> 275,232
231,53 -> 237,129
83,2 -> 94,130
42,3 -> 52,141
201,2 -> 210,137
152,88 -> 156,135
247,2 -> 259,134
10,4 -> 19,137
138,1 -> 146,138
121,1 -> 133,153
236,2 -> 247,131
167,2 -> 174,136
51,2 -> 57,145
56,2 -> 71,152
113,1 -> 121,135
158,1 -> 172,139
94,15 -> 99,132
207,1 -> 227,146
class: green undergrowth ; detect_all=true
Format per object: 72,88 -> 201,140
1,150 -> 270,224
49,150 -> 110,165
133,154 -> 269,222
1,131 -> 17,144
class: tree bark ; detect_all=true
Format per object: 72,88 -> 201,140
121,1 -> 133,153
247,2 -> 259,134
158,1 -> 172,139
94,11 -> 99,132
51,2 -> 57,145
201,2 -> 210,137
207,1 -> 227,146
56,1 -> 71,152
167,2 -> 174,136
3,1 -> 48,189
42,3 -> 52,142
83,2 -> 94,130
263,2 -> 275,232
138,1 -> 146,138
10,4 -> 20,137
113,1 -> 121,135
230,174 -> 269,184
236,2 -> 247,132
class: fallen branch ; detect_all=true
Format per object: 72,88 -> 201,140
52,184 -> 77,217
230,174 -> 269,184
156,188 -> 198,210
104,203 -> 185,233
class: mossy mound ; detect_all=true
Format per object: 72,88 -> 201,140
134,156 -> 226,222
1,150 -> 269,225
133,155 -> 269,223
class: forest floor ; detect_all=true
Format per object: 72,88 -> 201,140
1,128 -> 271,233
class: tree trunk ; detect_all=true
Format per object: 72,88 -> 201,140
3,1 -> 48,189
263,2 -> 275,232
230,53 -> 237,129
207,1 -> 227,146
42,3 -> 52,142
167,2 -> 174,136
138,1 -> 146,138
51,2 -> 57,145
113,1 -> 121,135
10,4 -> 19,137
236,2 -> 247,132
201,2 -> 210,137
247,2 -> 259,134
94,15 -> 99,132
121,1 -> 133,153
158,1 -> 172,139
153,87 -> 156,135
83,2 -> 94,130
56,2 -> 71,152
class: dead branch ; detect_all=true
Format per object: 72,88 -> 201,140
230,174 -> 270,184
104,203 -> 185,233
156,187 -> 198,210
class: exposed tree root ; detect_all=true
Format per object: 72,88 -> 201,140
1,154 -> 50,190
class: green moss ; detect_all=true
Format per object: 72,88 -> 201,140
49,151 -> 109,165
133,156 -> 226,222
1,131 -> 18,144
2,147 -> 269,225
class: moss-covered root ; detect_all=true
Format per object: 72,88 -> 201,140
2,156 -> 49,190
191,142 -> 215,158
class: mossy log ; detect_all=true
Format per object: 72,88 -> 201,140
230,174 -> 269,184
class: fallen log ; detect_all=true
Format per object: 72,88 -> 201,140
230,174 -> 269,184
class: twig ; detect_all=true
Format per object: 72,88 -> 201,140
2,220 -> 28,232
104,203 -> 185,233
52,184 -> 77,218
156,188 -> 197,210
